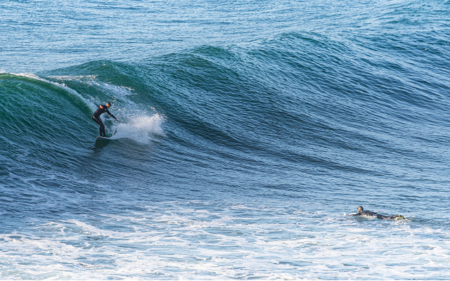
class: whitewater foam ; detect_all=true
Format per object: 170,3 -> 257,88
1,201 -> 450,280
111,114 -> 165,144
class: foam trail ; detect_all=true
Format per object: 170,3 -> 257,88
111,114 -> 164,144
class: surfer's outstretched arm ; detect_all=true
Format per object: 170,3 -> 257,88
106,109 -> 118,122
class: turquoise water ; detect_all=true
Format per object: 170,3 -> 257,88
1,0 -> 450,279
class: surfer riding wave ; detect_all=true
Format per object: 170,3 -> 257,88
92,102 -> 118,137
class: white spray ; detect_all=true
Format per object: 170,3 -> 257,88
110,114 -> 165,144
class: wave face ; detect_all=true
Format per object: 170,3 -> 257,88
2,0 -> 450,279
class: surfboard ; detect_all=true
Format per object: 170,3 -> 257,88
96,135 -> 113,141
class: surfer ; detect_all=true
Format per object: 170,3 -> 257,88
350,206 -> 405,220
92,102 -> 118,137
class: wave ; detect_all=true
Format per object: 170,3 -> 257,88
0,73 -> 95,115
0,72 -> 165,179
2,31 -> 449,188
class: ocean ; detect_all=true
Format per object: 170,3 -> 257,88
1,0 -> 450,279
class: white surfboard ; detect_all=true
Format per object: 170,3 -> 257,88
96,135 -> 113,141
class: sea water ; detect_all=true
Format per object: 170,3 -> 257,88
1,0 -> 450,279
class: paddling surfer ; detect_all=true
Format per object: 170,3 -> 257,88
349,206 -> 405,220
92,102 -> 118,137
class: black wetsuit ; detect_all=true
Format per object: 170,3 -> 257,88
92,105 -> 116,136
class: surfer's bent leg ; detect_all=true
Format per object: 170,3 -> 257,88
101,124 -> 106,136
93,116 -> 105,136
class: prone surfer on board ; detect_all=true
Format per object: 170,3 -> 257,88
92,102 -> 118,137
349,206 -> 405,220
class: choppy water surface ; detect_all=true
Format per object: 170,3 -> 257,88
1,0 -> 450,279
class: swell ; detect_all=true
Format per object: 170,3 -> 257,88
2,30 -> 449,196
30,31 -> 449,179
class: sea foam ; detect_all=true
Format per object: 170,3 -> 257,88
111,114 -> 164,144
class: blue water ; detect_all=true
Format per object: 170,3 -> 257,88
1,0 -> 450,279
